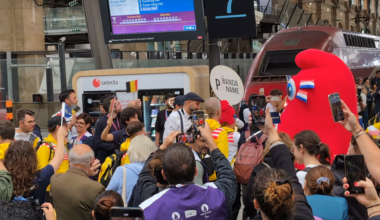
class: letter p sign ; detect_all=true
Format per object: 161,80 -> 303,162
215,79 -> 220,90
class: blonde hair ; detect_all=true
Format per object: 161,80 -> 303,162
262,132 -> 293,160
128,135 -> 156,163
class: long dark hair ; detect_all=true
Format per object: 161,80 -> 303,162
294,130 -> 331,165
4,141 -> 38,197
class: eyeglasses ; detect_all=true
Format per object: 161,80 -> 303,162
75,122 -> 86,126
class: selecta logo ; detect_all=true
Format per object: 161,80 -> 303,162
93,78 -> 100,88
92,78 -> 119,88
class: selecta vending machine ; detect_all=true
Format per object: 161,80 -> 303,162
72,66 -> 210,141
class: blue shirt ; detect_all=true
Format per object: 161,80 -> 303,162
29,164 -> 54,205
106,163 -> 144,203
111,129 -> 129,148
307,194 -> 348,220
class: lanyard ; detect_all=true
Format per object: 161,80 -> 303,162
165,109 -> 170,120
108,116 -> 120,131
75,133 -> 85,145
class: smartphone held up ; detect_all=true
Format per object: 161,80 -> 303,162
249,95 -> 266,125
328,93 -> 345,122
176,133 -> 196,144
345,154 -> 366,194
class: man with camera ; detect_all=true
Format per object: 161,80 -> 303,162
163,92 -> 204,140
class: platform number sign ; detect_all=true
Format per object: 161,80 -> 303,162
205,0 -> 257,39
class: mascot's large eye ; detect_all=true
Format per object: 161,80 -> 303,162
287,79 -> 296,100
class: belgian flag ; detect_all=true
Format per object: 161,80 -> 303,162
126,80 -> 138,93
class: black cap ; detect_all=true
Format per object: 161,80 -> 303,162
173,95 -> 185,106
48,116 -> 67,129
183,92 -> 204,103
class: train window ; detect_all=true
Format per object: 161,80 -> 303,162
259,49 -> 304,77
375,40 -> 379,48
283,39 -> 300,46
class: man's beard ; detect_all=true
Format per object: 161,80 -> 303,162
167,103 -> 174,110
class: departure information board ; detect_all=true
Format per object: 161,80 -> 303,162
100,0 -> 205,43
109,0 -> 197,34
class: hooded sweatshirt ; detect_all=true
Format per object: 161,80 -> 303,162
206,119 -> 229,181
106,162 -> 145,203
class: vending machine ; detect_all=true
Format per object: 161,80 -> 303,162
82,91 -> 115,125
138,89 -> 184,142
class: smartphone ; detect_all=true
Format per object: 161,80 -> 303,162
176,133 -> 195,144
328,93 -> 345,122
345,154 -> 366,194
70,104 -> 81,113
192,111 -> 205,128
110,207 -> 144,220
249,95 -> 266,125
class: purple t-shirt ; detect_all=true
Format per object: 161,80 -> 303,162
140,183 -> 227,220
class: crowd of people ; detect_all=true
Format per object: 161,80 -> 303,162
0,85 -> 379,220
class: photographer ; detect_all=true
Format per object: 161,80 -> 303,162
356,80 -> 367,129
139,123 -> 237,218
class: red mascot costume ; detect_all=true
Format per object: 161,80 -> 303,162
278,49 -> 357,162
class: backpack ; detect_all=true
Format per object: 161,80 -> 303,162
33,124 -> 42,140
35,141 -> 55,161
98,149 -> 126,187
234,130 -> 267,184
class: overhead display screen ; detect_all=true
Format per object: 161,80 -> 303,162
109,0 -> 197,34
99,0 -> 206,43
205,0 -> 257,39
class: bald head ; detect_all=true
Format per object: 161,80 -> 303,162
68,144 -> 94,168
205,97 -> 221,119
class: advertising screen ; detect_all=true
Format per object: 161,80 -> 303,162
99,0 -> 205,43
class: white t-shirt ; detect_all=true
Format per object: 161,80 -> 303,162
357,93 -> 367,119
296,164 -> 319,188
266,102 -> 276,113
227,132 -> 241,167
14,131 -> 34,142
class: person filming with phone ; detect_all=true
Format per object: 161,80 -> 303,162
163,92 -> 204,140
139,122 -> 237,219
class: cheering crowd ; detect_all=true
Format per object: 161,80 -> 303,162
0,87 -> 379,220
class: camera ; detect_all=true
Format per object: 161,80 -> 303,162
59,37 -> 66,43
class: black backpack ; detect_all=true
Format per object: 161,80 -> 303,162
98,149 -> 126,187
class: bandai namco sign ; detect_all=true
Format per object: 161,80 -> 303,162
210,65 -> 244,105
